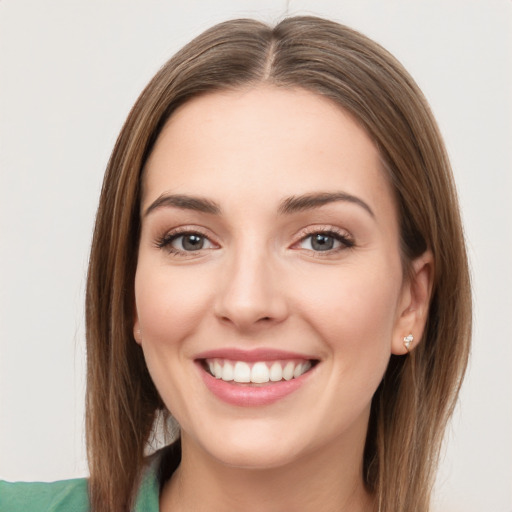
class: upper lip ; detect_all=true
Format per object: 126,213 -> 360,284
194,348 -> 318,362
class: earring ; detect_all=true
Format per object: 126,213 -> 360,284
403,334 -> 414,351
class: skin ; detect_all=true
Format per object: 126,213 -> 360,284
133,86 -> 432,512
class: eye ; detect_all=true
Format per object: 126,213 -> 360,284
156,231 -> 216,254
173,233 -> 210,251
298,230 -> 354,252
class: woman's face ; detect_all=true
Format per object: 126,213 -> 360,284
134,86 -> 418,469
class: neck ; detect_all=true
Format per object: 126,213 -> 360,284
160,429 -> 374,512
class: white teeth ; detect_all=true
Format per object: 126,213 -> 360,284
233,361 -> 251,383
251,362 -> 270,383
222,361 -> 234,381
293,363 -> 303,379
282,362 -> 294,381
269,361 -> 283,382
207,359 -> 313,383
213,360 -> 223,379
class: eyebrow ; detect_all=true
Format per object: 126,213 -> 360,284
144,194 -> 221,217
144,191 -> 374,218
278,192 -> 375,218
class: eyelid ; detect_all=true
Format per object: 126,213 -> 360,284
153,224 -> 354,257
290,225 -> 355,252
154,225 -> 219,255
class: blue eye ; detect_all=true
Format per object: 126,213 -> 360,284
299,232 -> 353,252
173,233 -> 207,251
157,232 -> 214,253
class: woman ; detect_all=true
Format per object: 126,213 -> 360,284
0,15 -> 471,512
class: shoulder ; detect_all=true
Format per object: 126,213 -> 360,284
0,442 -> 180,512
0,478 -> 89,512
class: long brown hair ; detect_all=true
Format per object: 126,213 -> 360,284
86,16 -> 471,512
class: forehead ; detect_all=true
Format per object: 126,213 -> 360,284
142,86 -> 395,220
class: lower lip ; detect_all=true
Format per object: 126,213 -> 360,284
198,364 -> 312,407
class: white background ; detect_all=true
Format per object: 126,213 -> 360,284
1,1 -> 511,511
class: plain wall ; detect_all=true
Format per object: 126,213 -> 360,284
1,1 -> 511,511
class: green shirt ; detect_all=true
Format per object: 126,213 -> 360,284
0,449 -> 166,512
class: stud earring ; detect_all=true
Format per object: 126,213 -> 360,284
403,334 -> 414,351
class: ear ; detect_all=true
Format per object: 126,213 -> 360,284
133,309 -> 142,345
391,251 -> 434,355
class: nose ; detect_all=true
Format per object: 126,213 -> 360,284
214,246 -> 289,332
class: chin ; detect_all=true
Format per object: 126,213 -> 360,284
211,443 -> 302,470
188,425 -> 306,470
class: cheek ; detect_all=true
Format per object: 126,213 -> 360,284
294,261 -> 402,367
133,264 -> 214,404
133,264 -> 216,423
134,264 -> 213,343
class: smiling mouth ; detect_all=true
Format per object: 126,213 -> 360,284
200,358 -> 318,384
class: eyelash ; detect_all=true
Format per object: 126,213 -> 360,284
154,226 -> 355,257
294,226 -> 355,255
154,227 -> 215,256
